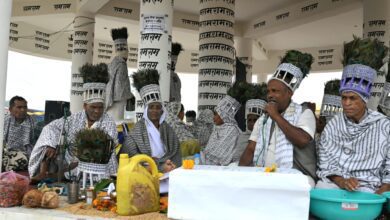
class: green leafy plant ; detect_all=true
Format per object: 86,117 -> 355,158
227,81 -> 253,105
93,179 -> 113,193
251,82 -> 268,101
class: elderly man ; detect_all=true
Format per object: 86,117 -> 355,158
239,50 -> 317,186
316,37 -> 390,194
3,96 -> 36,171
29,63 -> 117,181
120,69 -> 182,173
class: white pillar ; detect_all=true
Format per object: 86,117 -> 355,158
364,0 -> 390,110
138,0 -> 173,103
198,0 -> 235,111
235,37 -> 253,83
70,11 -> 95,113
0,0 -> 13,172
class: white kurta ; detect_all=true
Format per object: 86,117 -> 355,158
28,111 -> 118,178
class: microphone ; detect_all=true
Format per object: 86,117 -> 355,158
262,100 -> 277,125
262,113 -> 269,125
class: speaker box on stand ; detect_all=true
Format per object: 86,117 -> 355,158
44,100 -> 70,125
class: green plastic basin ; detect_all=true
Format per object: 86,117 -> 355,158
381,191 -> 390,213
310,189 -> 385,220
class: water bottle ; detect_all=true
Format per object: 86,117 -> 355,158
194,153 -> 200,165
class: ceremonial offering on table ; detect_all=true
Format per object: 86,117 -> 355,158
22,189 -> 60,209
74,128 -> 115,189
168,166 -> 310,220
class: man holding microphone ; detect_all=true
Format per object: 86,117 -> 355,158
239,50 -> 317,187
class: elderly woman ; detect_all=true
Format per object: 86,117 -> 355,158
201,82 -> 251,165
120,69 -> 181,172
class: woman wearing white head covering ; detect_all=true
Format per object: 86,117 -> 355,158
120,69 -> 181,172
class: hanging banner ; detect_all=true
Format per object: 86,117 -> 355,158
142,14 -> 166,34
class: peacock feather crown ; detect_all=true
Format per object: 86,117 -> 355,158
132,69 -> 161,105
270,50 -> 314,91
340,36 -> 388,102
79,63 -> 109,104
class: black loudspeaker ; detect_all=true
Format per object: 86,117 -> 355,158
44,100 -> 70,125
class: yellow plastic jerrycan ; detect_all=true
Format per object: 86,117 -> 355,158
116,154 -> 161,216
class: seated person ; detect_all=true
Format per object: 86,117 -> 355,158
201,82 -> 250,165
185,110 -> 196,124
29,63 -> 118,181
166,102 -> 200,157
189,109 -> 214,149
239,50 -> 317,187
120,69 -> 182,172
3,96 -> 36,171
232,98 -> 266,163
316,37 -> 390,194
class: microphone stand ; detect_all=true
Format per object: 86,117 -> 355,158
57,107 -> 69,183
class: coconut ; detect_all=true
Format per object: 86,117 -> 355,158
41,191 -> 59,209
22,189 -> 43,208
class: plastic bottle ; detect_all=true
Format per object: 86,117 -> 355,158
116,154 -> 160,216
194,153 -> 200,165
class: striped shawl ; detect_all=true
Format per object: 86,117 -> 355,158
121,118 -> 182,171
317,110 -> 390,192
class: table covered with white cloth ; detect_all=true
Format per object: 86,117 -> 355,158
168,165 -> 311,220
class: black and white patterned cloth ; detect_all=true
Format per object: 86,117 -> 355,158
254,102 -> 302,167
201,122 -> 241,166
105,56 -> 133,110
317,110 -> 390,192
232,130 -> 251,163
189,109 -> 214,147
120,118 -> 182,171
3,114 -> 36,152
28,111 -> 118,178
170,72 -> 181,102
165,102 -> 196,143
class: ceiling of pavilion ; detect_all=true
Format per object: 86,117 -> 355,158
9,0 -> 363,73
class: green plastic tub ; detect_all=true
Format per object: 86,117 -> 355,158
381,191 -> 390,212
310,189 -> 385,220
